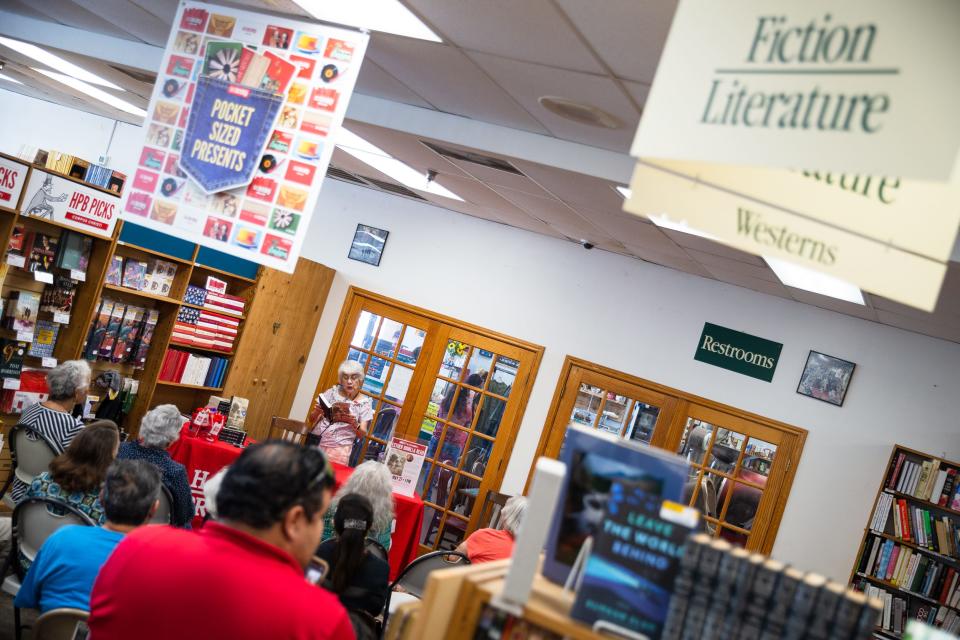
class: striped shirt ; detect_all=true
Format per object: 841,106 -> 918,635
11,403 -> 84,503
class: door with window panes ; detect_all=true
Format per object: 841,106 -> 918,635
312,290 -> 542,553
530,357 -> 805,554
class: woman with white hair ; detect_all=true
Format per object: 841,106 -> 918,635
11,360 -> 90,502
117,404 -> 194,528
320,461 -> 395,550
308,360 -> 373,466
455,495 -> 528,563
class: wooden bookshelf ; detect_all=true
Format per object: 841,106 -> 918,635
155,381 -> 225,392
848,445 -> 960,636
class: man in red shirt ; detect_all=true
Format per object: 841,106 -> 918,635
89,441 -> 355,639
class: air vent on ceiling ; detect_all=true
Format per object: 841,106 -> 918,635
362,177 -> 427,201
108,65 -> 157,85
326,166 -> 367,186
420,140 -> 524,176
325,166 -> 427,202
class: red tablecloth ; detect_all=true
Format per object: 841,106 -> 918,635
331,462 -> 425,582
168,428 -> 247,528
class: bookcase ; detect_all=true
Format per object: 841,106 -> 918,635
848,445 -> 960,637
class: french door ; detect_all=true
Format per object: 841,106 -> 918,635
312,289 -> 543,552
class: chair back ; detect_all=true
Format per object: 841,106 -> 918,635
364,537 -> 388,563
148,484 -> 174,524
13,497 -> 96,577
32,607 -> 89,640
269,416 -> 308,445
11,423 -> 59,486
477,490 -> 511,530
390,550 -> 469,598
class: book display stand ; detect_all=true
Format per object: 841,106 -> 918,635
849,445 -> 960,637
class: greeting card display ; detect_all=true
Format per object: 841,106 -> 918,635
123,2 -> 369,272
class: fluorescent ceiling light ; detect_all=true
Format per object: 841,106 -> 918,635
0,73 -> 23,85
291,0 -> 441,42
0,37 -> 122,90
615,185 -> 632,199
765,256 -> 864,305
648,213 -> 717,241
337,128 -> 463,201
32,68 -> 146,118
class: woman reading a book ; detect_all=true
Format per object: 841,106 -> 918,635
309,360 -> 373,466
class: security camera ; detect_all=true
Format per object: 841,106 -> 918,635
581,240 -> 594,250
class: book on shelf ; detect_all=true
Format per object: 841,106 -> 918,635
54,230 -> 93,273
84,164 -> 112,189
143,260 -> 177,296
41,276 -> 77,315
184,285 -> 207,306
25,231 -> 59,273
110,305 -> 145,363
131,309 -> 159,370
158,348 -> 228,388
0,368 -> 48,413
7,224 -> 25,254
0,340 -> 26,378
6,290 -> 41,333
28,320 -> 59,358
84,299 -> 116,360
105,256 -> 123,286
68,158 -> 90,181
97,302 -> 127,360
121,259 -> 148,291
888,452 -> 960,510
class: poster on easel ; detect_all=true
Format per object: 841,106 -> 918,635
123,2 -> 369,272
385,437 -> 427,497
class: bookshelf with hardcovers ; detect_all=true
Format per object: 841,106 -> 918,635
848,445 -> 960,637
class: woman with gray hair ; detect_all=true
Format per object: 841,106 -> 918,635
320,461 -> 395,550
11,360 -> 90,502
455,495 -> 528,563
117,404 -> 194,528
308,359 -> 373,465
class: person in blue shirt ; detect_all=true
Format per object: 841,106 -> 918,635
15,459 -> 162,613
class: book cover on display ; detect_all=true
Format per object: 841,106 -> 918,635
41,276 -> 77,315
121,259 -> 148,291
7,225 -> 25,254
132,309 -> 160,368
227,396 -> 249,429
105,256 -> 123,286
571,481 -> 699,639
54,231 -> 93,272
97,302 -> 127,360
26,232 -> 58,273
0,340 -> 26,378
7,290 -> 41,333
384,437 -> 427,496
111,305 -> 145,363
28,320 -> 59,358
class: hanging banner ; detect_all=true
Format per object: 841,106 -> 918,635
624,162 -> 946,311
123,2 -> 369,272
632,0 -> 960,181
0,155 -> 30,212
22,170 -> 119,239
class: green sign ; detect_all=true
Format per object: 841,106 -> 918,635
694,322 -> 782,382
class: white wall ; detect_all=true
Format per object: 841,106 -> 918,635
3,89 -> 959,583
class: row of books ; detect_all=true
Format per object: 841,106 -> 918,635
171,307 -> 238,352
8,228 -> 93,275
662,533 -> 880,640
184,284 -> 245,316
83,300 -> 159,368
17,146 -> 126,193
888,454 -> 960,509
875,492 -> 960,558
6,279 -> 76,333
105,256 -> 179,297
158,348 -> 228,388
860,534 -> 960,607
855,580 -> 960,635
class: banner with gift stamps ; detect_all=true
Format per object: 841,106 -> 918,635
122,2 -> 368,272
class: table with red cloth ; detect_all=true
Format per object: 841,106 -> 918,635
331,462 -> 424,582
168,427 -> 248,529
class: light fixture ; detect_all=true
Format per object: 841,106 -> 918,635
538,96 -> 624,129
290,0 -> 441,42
0,37 -> 122,90
32,68 -> 146,118
765,256 -> 865,305
647,213 -> 717,241
337,128 -> 463,201
615,185 -> 632,199
0,73 -> 23,85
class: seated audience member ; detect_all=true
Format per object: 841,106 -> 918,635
117,404 -> 194,528
14,460 -> 161,613
11,360 -> 91,502
456,496 -> 528,563
317,494 -> 390,622
321,461 -> 394,550
20,421 -> 119,572
89,441 -> 354,640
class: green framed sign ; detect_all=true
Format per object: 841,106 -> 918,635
694,322 -> 782,382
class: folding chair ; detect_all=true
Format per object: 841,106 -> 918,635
32,607 -> 89,640
0,424 -> 60,508
148,484 -> 175,524
382,551 -> 468,629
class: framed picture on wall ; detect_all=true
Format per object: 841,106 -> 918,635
796,350 -> 856,407
347,224 -> 389,267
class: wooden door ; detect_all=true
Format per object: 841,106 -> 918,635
224,258 -> 334,440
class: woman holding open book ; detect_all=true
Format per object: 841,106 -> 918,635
309,360 -> 373,466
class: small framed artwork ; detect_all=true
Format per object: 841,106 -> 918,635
796,350 -> 856,407
347,224 -> 389,267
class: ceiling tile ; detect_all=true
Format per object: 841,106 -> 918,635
440,157 -> 550,195
366,35 -> 551,135
68,0 -> 171,45
633,250 -> 713,279
660,230 -> 767,266
127,0 -> 179,23
467,52 -> 640,152
555,0 -> 678,83
406,0 -> 605,74
875,310 -> 960,343
511,160 -> 626,211
20,0 -> 139,41
341,121 -> 472,178
582,208 -> 690,257
622,81 -> 651,109
355,60 -> 435,109
704,266 -> 792,298
488,185 -> 603,236
684,249 -> 780,282
785,287 -> 878,321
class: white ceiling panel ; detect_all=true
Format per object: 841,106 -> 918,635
342,121 -> 471,178
3,0 -> 53,21
622,81 -> 651,109
467,52 -> 640,152
583,208 -> 687,255
704,267 -> 793,299
440,157 -> 549,196
660,230 -> 768,266
365,35 -> 551,135
555,0 -> 677,83
405,0 -> 604,74
634,250 -> 713,279
128,0 -> 179,24
489,185 -> 603,237
875,310 -> 960,343
19,0 -> 138,41
355,60 -> 435,109
683,249 -> 780,283
512,160 -> 626,212
68,0 -> 170,46
784,288 -> 879,321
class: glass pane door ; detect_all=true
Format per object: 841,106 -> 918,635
342,309 -> 427,465
415,337 -> 521,552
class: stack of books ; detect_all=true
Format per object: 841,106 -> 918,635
184,285 -> 246,316
83,300 -> 159,368
888,453 -> 960,509
171,307 -> 238,352
158,348 -> 229,388
105,256 -> 178,295
873,492 -> 959,555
